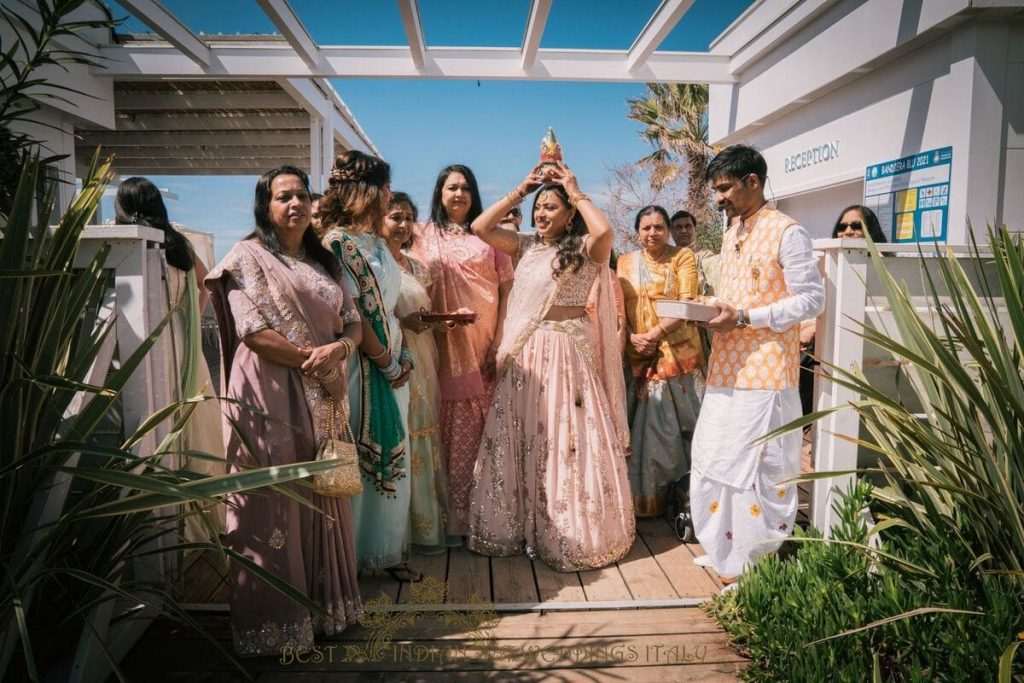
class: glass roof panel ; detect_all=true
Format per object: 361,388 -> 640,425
418,0 -> 531,47
290,0 -> 408,46
659,0 -> 754,51
160,0 -> 277,34
541,0 -> 660,50
104,1 -> 154,35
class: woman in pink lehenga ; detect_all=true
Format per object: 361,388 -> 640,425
466,163 -> 635,572
409,165 -> 514,539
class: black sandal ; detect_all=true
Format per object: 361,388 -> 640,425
384,564 -> 423,583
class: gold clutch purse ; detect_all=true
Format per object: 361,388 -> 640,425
313,398 -> 362,497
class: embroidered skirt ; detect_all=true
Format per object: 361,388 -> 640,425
467,319 -> 635,572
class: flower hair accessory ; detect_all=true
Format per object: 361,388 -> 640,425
331,168 -> 359,182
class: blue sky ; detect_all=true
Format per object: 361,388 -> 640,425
100,0 -> 752,260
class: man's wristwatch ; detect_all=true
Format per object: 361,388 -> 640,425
735,308 -> 748,329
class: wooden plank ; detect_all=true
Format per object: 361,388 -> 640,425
133,607 -> 727,649
182,550 -> 228,603
579,563 -> 632,602
637,518 -> 721,597
398,550 -> 450,604
123,631 -> 741,674
414,550 -> 449,582
534,561 -> 586,603
491,555 -> 539,605
359,569 -> 401,604
616,529 -> 678,600
372,607 -> 726,641
445,547 -> 491,604
253,665 -> 745,681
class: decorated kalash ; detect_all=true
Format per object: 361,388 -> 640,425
537,126 -> 563,179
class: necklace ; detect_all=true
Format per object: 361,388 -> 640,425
393,251 -> 410,272
642,247 -> 675,295
283,245 -> 306,260
441,222 -> 469,235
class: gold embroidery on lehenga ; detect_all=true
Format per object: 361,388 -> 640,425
233,616 -> 314,657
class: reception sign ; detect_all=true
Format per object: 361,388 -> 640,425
863,146 -> 952,242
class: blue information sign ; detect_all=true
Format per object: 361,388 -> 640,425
863,146 -> 953,243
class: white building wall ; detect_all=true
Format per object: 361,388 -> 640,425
712,2 -> 1024,242
776,181 -> 863,240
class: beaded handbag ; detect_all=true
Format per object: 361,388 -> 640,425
313,398 -> 362,497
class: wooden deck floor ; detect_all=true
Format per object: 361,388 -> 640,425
117,517 -> 748,681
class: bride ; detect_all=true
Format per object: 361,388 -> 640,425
465,162 -> 635,572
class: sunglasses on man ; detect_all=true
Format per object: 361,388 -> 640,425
504,208 -> 522,219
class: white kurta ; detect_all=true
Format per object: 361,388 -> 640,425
691,222 -> 824,578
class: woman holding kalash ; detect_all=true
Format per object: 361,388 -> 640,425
466,162 -> 635,572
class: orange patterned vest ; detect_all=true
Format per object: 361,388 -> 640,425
706,205 -> 801,390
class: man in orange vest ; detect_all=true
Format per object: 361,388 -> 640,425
690,145 -> 825,587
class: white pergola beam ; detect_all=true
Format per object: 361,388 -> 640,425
277,77 -> 329,118
316,77 -> 376,155
116,0 -> 211,67
99,45 -> 736,83
397,0 -> 427,68
255,0 -> 320,68
521,0 -> 552,70
627,0 -> 696,71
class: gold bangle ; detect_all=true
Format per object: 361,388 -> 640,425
505,187 -> 525,206
570,192 -> 591,208
319,365 -> 339,383
339,337 -> 355,358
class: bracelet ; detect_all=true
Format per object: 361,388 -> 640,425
381,356 -> 403,380
338,337 -> 355,359
367,346 -> 389,361
399,347 -> 415,369
569,192 -> 591,208
319,365 -> 339,383
505,186 -> 526,206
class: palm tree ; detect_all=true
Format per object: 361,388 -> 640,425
627,83 -> 717,237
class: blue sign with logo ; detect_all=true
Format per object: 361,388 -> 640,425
863,146 -> 952,243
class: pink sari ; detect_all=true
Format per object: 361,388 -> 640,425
206,240 -> 362,656
467,237 -> 634,572
409,223 -> 513,535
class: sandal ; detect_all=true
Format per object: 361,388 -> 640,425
384,564 -> 423,583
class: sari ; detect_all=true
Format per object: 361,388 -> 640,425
164,265 -> 226,544
395,256 -> 448,554
409,224 -> 513,536
467,236 -> 634,572
324,228 -> 411,571
618,246 -> 705,517
206,239 -> 362,656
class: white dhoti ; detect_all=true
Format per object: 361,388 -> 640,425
690,387 -> 802,578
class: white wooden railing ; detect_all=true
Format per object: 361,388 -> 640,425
66,226 -> 179,683
809,239 -> 1005,534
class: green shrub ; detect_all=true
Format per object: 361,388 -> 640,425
709,480 -> 1024,681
